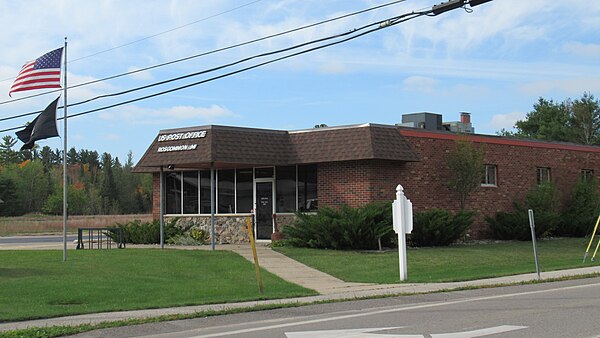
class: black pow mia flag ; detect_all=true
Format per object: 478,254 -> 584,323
16,96 -> 60,150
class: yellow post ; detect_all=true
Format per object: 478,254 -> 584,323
583,214 -> 600,263
593,236 -> 600,262
246,216 -> 264,293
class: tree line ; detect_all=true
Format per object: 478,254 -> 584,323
500,92 -> 600,144
0,135 -> 152,216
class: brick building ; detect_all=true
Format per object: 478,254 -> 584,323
135,118 -> 600,242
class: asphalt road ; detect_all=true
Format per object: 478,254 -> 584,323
0,235 -> 77,244
0,234 -> 78,249
71,278 -> 600,338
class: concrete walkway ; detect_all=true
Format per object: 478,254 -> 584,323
1,241 -> 600,332
223,244 -> 377,294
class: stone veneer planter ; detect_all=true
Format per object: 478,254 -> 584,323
165,213 -> 300,244
166,215 -> 250,244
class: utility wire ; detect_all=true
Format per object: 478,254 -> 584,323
0,0 -> 407,107
0,10 -> 427,134
69,0 -> 265,63
0,0 -> 264,85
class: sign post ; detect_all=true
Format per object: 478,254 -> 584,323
528,209 -> 541,280
246,215 -> 264,294
392,184 -> 413,282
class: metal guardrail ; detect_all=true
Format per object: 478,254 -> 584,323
76,227 -> 125,249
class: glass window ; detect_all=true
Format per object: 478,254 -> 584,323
581,169 -> 594,181
298,164 -> 318,212
255,167 -> 274,178
536,167 -> 551,185
482,165 -> 497,186
183,171 -> 199,214
236,168 -> 253,213
218,169 -> 235,213
276,166 -> 296,212
165,172 -> 182,214
199,170 -> 211,214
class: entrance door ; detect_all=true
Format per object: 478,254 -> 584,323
255,181 -> 274,240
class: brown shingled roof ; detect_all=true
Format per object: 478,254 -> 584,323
134,123 -> 418,172
289,124 -> 418,163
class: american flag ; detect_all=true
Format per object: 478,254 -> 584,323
9,47 -> 64,97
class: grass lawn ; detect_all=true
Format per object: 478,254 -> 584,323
275,237 -> 600,283
0,249 -> 315,322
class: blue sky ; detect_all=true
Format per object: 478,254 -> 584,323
1,0 -> 599,163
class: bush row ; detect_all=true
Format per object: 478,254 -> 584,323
110,218 -> 184,244
282,203 -> 394,250
282,203 -> 473,249
486,179 -> 600,240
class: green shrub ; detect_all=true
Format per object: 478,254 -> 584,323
190,228 -> 210,243
282,202 -> 394,250
486,182 -> 561,240
408,209 -> 473,247
110,218 -> 182,244
485,207 -> 530,240
558,177 -> 600,237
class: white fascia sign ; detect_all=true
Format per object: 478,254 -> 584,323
156,130 -> 206,153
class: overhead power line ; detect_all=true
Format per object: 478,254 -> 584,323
0,10 -> 427,133
0,0 -> 264,85
0,0 -> 408,107
0,0 -> 491,134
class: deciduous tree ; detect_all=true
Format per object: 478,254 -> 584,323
447,137 -> 485,210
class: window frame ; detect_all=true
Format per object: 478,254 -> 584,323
481,164 -> 497,187
581,169 -> 594,181
536,167 -> 551,185
164,165 -> 318,215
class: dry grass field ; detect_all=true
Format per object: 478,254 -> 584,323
0,214 -> 153,236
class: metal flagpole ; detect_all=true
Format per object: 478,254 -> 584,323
159,166 -> 164,249
210,165 -> 215,251
62,37 -> 68,262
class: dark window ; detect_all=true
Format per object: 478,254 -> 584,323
183,171 -> 199,214
255,167 -> 274,179
218,169 -> 235,213
236,168 -> 253,213
298,164 -> 318,212
165,172 -> 182,214
536,167 -> 551,185
276,166 -> 296,212
199,170 -> 211,214
581,169 -> 594,181
482,164 -> 497,186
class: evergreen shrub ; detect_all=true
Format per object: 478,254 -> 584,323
408,209 -> 473,247
111,218 -> 182,244
282,202 -> 393,250
557,177 -> 600,237
486,182 -> 561,240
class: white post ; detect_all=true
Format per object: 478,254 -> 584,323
210,165 -> 215,251
62,38 -> 68,262
159,166 -> 164,249
393,184 -> 410,281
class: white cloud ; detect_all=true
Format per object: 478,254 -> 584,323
519,77 -> 600,96
126,67 -> 154,81
319,61 -> 347,74
402,76 -> 439,93
102,133 -> 121,141
563,42 -> 600,59
99,104 -> 237,125
486,111 -> 526,131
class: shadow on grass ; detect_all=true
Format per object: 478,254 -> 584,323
0,268 -> 46,279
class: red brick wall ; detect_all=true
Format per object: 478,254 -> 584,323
317,133 -> 600,237
318,161 -> 372,207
